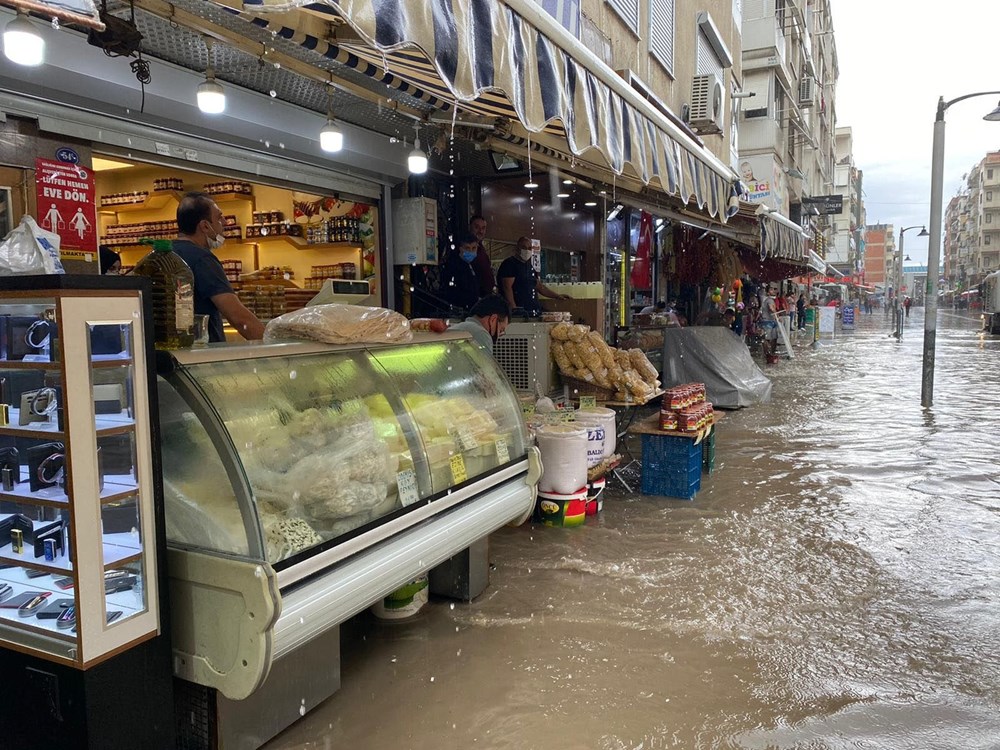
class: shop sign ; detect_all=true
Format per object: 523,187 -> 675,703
802,195 -> 844,215
35,158 -> 97,254
841,304 -> 855,328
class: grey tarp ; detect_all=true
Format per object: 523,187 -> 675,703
660,327 -> 772,408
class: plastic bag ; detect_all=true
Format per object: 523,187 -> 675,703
0,216 -> 65,276
263,303 -> 413,345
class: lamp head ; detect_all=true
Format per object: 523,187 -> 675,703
984,101 -> 1000,122
320,119 -> 343,152
197,76 -> 226,114
917,227 -> 929,237
3,10 -> 44,67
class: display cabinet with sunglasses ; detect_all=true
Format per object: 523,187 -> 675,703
0,276 -> 169,689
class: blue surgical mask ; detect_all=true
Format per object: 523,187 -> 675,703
461,250 -> 477,263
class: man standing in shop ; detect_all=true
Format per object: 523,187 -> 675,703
497,236 -> 570,315
174,192 -> 265,342
469,214 -> 496,296
441,231 -> 485,313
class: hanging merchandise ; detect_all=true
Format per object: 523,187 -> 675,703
630,210 -> 653,290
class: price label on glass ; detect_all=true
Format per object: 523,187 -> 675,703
495,438 -> 509,464
579,395 -> 597,409
456,427 -> 479,452
449,454 -> 467,484
521,401 -> 536,416
396,468 -> 420,507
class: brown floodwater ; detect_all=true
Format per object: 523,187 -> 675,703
264,307 -> 1000,750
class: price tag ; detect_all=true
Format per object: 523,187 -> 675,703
560,410 -> 575,422
579,395 -> 597,410
456,427 -> 479,452
495,438 -> 509,464
449,454 -> 467,484
521,402 -> 536,415
396,468 -> 420,507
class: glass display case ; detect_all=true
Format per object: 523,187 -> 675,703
159,334 -> 530,569
0,278 -> 161,668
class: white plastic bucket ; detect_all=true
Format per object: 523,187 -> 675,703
574,413 -> 607,468
371,576 -> 429,620
535,424 -> 588,494
581,406 -> 617,455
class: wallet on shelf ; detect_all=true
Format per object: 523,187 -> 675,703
36,598 -> 74,619
93,383 -> 125,415
0,446 -> 18,491
0,591 -> 46,610
26,442 -> 65,492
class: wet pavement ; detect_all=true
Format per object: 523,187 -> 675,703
264,307 -> 1000,750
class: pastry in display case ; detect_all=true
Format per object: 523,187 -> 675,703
0,278 -> 165,666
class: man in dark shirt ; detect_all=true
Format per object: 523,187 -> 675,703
469,215 -> 496,296
440,232 -> 483,313
173,192 -> 265,342
496,236 -> 569,314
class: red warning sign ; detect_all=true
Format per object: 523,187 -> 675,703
35,158 -> 98,254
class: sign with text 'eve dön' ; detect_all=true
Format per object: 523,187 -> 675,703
35,158 -> 98,255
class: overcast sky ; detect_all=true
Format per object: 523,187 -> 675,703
829,1 -> 998,265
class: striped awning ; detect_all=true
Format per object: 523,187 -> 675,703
240,0 -> 733,219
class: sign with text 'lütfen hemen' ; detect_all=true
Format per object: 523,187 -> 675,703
35,158 -> 98,255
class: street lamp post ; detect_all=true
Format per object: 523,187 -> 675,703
895,226 -> 926,338
922,92 -> 1000,407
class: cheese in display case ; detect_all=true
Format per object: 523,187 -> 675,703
155,331 -> 540,729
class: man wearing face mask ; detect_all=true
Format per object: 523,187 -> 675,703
448,294 -> 511,354
497,236 -> 570,315
441,231 -> 484,313
173,192 -> 265,343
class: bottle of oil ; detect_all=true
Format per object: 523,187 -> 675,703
130,239 -> 195,349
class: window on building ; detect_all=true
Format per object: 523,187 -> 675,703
989,169 -> 994,180
649,0 -> 675,74
607,0 -> 639,34
988,191 -> 993,201
775,0 -> 787,34
987,214 -> 993,224
986,235 -> 992,246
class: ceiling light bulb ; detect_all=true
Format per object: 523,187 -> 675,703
197,74 -> 226,114
557,192 -> 570,198
320,118 -> 343,152
524,180 -> 539,189
584,200 -> 597,207
3,11 -> 44,67
408,138 -> 428,174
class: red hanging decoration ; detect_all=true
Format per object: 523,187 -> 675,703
630,210 -> 653,290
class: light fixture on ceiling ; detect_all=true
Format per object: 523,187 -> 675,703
607,202 -> 625,221
3,10 -> 44,67
584,200 -> 597,207
488,151 -> 521,172
408,124 -> 428,174
197,38 -> 226,114
524,179 -> 538,189
556,191 -> 570,198
319,83 -> 343,153
562,178 -> 574,185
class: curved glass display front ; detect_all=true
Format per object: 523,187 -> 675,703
157,338 -> 529,567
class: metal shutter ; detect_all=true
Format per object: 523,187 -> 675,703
649,0 -> 675,73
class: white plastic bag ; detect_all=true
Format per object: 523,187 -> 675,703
0,216 -> 65,276
263,303 -> 412,345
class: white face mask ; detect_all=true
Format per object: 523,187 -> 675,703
207,232 -> 225,250
519,248 -> 532,261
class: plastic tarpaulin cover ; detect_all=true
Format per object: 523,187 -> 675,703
660,327 -> 772,408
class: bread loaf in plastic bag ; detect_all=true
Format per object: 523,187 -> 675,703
264,303 -> 412,345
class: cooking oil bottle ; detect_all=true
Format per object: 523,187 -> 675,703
130,239 -> 195,349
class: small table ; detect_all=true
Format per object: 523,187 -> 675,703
591,390 -> 664,492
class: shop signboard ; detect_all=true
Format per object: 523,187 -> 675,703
841,303 -> 855,329
801,195 -> 844,215
818,306 -> 836,334
35,158 -> 98,257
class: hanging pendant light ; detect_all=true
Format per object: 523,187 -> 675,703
408,124 -> 427,174
319,83 -> 343,152
3,10 -> 44,67
197,38 -> 225,114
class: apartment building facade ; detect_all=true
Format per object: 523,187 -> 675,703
864,223 -> 895,291
943,151 -> 1000,292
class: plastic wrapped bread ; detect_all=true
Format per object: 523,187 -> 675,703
564,340 -> 587,371
551,340 -> 573,372
567,324 -> 589,342
629,348 -> 659,383
614,349 -> 632,369
587,331 -> 617,370
578,339 -> 603,373
264,303 -> 412,345
550,322 -> 573,341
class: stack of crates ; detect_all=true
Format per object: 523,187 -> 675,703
640,433 -> 702,500
702,429 -> 716,474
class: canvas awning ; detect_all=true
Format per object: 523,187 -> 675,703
240,0 -> 733,218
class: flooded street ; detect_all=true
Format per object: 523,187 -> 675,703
265,308 -> 1000,750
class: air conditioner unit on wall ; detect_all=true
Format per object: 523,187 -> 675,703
688,73 -> 724,134
799,77 -> 815,107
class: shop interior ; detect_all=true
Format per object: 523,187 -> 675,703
93,156 -> 381,319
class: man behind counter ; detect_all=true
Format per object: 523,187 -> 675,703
448,294 -> 511,354
173,192 -> 265,343
497,236 -> 570,315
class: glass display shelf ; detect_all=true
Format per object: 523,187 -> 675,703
0,476 -> 139,508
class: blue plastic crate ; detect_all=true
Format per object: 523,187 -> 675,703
641,466 -> 701,499
641,433 -> 700,461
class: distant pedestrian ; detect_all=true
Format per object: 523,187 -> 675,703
796,293 -> 806,330
904,296 -> 912,318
